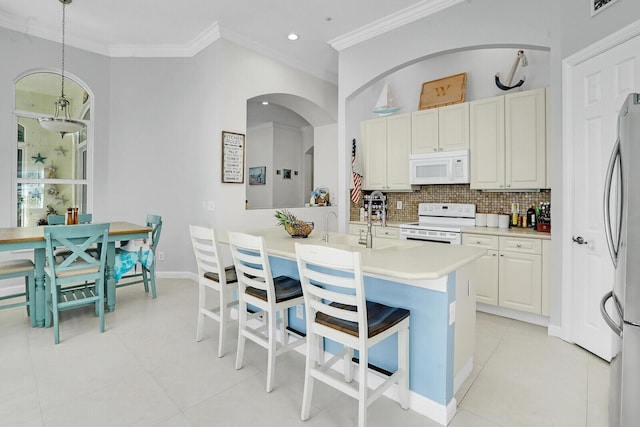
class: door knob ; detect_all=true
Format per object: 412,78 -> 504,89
572,236 -> 587,245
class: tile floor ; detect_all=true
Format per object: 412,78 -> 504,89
0,279 -> 609,426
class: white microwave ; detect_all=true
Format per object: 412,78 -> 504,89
409,149 -> 470,185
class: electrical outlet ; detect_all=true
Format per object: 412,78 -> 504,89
207,201 -> 215,211
157,251 -> 165,261
449,301 -> 455,325
295,305 -> 304,319
396,200 -> 403,210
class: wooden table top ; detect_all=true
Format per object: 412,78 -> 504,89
0,222 -> 151,244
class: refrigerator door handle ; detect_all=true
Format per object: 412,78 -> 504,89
601,290 -> 623,337
603,137 -> 622,268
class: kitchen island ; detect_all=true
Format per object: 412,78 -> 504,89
228,228 -> 485,425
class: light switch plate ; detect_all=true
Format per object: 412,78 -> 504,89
449,301 -> 455,325
396,201 -> 403,210
207,201 -> 215,211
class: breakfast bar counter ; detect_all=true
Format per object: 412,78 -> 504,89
228,228 -> 485,425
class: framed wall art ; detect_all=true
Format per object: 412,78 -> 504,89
249,166 -> 266,185
221,131 -> 245,183
283,168 -> 292,179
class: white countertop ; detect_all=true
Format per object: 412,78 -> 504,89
228,228 -> 486,282
461,226 -> 551,240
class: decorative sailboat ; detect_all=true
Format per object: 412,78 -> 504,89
372,82 -> 400,116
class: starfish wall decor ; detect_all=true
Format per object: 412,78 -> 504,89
32,153 -> 47,164
53,145 -> 68,156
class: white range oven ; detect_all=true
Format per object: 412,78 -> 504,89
399,203 -> 476,245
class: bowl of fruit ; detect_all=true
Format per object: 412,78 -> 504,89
275,210 -> 314,238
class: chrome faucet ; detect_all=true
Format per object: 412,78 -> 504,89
323,211 -> 338,242
365,191 -> 386,248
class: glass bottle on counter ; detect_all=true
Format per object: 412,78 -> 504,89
527,205 -> 536,228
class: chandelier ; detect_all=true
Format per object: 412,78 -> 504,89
37,0 -> 85,138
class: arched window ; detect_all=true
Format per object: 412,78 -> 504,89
14,72 -> 91,226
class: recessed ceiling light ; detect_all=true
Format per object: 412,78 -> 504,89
288,33 -> 299,41
262,101 -> 269,105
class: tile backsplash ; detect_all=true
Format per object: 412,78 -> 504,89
349,185 -> 551,222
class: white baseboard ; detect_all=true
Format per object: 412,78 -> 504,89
453,356 -> 473,395
477,303 -> 550,327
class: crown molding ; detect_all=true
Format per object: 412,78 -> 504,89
329,0 -> 465,51
109,22 -> 221,57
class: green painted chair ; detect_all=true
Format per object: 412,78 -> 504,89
43,223 -> 110,344
47,214 -> 66,225
0,260 -> 36,327
116,214 -> 163,298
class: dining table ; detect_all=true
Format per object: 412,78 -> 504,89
0,221 -> 152,327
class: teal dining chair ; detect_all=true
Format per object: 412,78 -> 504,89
47,214 -> 66,225
0,259 -> 36,327
43,223 -> 110,344
116,214 -> 163,298
50,213 -> 97,259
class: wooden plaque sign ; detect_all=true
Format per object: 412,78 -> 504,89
418,72 -> 467,110
222,131 -> 245,183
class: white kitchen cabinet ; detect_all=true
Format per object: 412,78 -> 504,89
498,237 -> 542,314
462,234 -> 499,305
348,223 -> 399,239
470,88 -> 547,190
470,96 -> 505,189
363,113 -> 414,191
411,103 -> 469,154
541,239 -> 551,316
463,233 -> 544,315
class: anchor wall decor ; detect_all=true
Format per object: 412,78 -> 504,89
495,50 -> 528,91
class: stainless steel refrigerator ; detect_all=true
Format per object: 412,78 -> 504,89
602,92 -> 640,427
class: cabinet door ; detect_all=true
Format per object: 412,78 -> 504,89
474,250 -> 499,305
470,96 -> 505,189
376,226 -> 399,239
498,251 -> 542,314
541,239 -> 550,316
438,102 -> 469,151
411,109 -> 439,154
545,87 -> 551,188
462,234 -> 499,306
363,117 -> 387,190
505,88 -> 546,189
386,113 -> 412,190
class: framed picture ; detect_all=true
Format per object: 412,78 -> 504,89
221,131 -> 245,183
283,169 -> 292,179
591,0 -> 618,15
249,166 -> 266,185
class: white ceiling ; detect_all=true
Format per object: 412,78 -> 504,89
0,0 -> 464,84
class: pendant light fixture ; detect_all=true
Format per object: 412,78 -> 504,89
38,0 -> 85,138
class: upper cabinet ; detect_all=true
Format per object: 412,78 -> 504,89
363,113 -> 414,191
470,88 -> 548,190
411,102 -> 469,154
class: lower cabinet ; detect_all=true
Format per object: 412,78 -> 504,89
348,223 -> 399,240
463,233 -> 547,315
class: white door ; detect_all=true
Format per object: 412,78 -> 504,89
568,34 -> 640,361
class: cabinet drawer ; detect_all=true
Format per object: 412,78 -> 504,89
499,236 -> 541,254
349,224 -> 368,236
462,234 -> 499,249
376,227 -> 399,239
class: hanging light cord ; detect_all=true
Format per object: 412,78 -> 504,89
60,1 -> 66,98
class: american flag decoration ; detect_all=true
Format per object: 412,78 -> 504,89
350,138 -> 362,204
